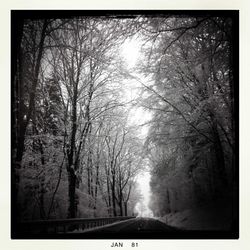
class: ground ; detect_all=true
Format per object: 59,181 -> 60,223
157,202 -> 233,231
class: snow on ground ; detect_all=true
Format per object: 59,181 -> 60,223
157,202 -> 233,231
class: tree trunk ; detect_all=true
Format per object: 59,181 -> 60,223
13,19 -> 48,223
90,167 -> 94,198
87,164 -> 91,196
118,183 -> 123,216
12,18 -> 25,223
166,188 -> 171,213
106,176 -> 112,216
38,140 -> 46,219
67,168 -> 77,218
124,201 -> 128,216
87,152 -> 94,208
67,81 -> 78,218
119,199 -> 123,216
212,122 -> 228,192
12,15 -> 24,173
111,174 -> 117,217
94,164 -> 99,211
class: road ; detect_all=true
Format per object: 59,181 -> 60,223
15,217 -> 233,239
77,217 -> 182,239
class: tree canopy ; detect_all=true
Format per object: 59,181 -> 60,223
12,13 -> 237,229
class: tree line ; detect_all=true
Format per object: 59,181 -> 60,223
134,15 -> 237,217
12,13 -> 237,225
12,16 -> 143,221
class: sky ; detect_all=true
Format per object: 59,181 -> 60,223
120,38 -> 154,216
120,38 -> 140,70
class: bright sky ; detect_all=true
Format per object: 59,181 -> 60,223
120,38 -> 153,217
121,38 -> 141,69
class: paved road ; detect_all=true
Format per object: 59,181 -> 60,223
78,217 -> 182,238
15,217 -> 232,239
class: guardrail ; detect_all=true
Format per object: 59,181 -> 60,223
18,216 -> 135,234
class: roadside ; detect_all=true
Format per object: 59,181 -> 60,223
157,202 -> 233,231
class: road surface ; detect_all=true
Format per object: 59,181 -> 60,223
15,217 -> 233,239
77,217 -> 182,238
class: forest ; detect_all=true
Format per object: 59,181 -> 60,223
12,12 -> 238,230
